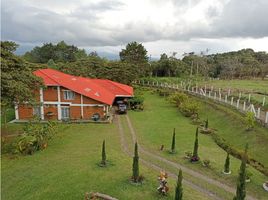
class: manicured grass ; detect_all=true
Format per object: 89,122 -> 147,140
1,123 -> 210,200
128,90 -> 268,199
143,77 -> 268,94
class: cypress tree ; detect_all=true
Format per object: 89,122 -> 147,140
101,140 -> 106,166
171,128 -> 176,153
205,118 -> 208,129
132,142 -> 139,182
224,153 -> 230,173
233,144 -> 248,200
192,127 -> 199,161
175,169 -> 183,200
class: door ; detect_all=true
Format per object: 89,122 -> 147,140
61,107 -> 70,119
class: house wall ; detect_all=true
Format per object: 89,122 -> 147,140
17,86 -> 107,121
18,105 -> 34,119
43,86 -> 58,101
44,104 -> 58,120
83,106 -> 105,120
70,106 -> 82,119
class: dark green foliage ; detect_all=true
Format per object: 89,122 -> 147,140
152,53 -> 189,77
101,140 -> 106,166
132,142 -> 139,182
1,41 -> 42,104
3,121 -> 58,155
1,41 -> 42,128
233,144 -> 248,200
119,41 -> 150,76
171,128 -> 176,153
119,41 -> 148,64
59,58 -> 139,85
191,128 -> 199,162
224,153 -> 230,173
205,118 -> 208,129
23,41 -> 87,63
128,96 -> 144,111
175,169 -> 183,200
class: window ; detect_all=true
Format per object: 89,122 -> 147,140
61,107 -> 70,119
63,90 -> 75,100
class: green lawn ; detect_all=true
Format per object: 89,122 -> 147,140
128,90 -> 268,199
140,77 -> 268,107
142,77 -> 268,94
1,123 -> 209,200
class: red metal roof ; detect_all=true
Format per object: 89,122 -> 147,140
34,69 -> 133,105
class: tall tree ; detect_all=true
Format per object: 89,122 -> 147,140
23,41 -> 87,63
120,41 -> 148,64
233,144 -> 248,200
119,41 -> 149,76
191,127 -> 199,161
171,128 -> 176,153
175,169 -> 183,200
1,41 -> 42,127
132,142 -> 140,182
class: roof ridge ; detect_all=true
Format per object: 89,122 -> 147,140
107,80 -> 132,95
38,69 -> 61,86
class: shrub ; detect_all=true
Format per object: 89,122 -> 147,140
244,112 -> 255,130
202,159 -> 211,168
129,96 -> 144,110
168,92 -> 188,107
184,151 -> 192,159
180,100 -> 200,118
6,121 -> 58,155
224,153 -> 230,173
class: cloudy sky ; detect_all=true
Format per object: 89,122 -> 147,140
1,0 -> 268,59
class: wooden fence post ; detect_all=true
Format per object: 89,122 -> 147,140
231,97 -> 234,105
225,95 -> 227,103
265,112 -> 268,124
257,107 -> 261,119
263,97 -> 266,106
236,99 -> 240,108
243,101 -> 246,111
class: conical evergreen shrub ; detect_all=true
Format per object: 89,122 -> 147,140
233,144 -> 248,200
132,142 -> 139,182
171,128 -> 176,153
175,169 -> 183,200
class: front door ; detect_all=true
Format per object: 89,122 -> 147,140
61,107 -> 70,119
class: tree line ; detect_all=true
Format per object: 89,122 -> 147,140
1,40 -> 268,111
23,41 -> 268,80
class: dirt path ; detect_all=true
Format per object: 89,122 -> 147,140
116,115 -> 223,200
117,114 -> 257,200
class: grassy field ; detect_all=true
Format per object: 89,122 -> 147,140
128,89 -> 268,199
2,123 -> 211,200
140,77 -> 268,107
141,77 -> 268,94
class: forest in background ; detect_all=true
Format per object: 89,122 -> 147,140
1,40 -> 268,109
21,40 -> 268,81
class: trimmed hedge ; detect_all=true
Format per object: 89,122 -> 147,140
211,131 -> 268,176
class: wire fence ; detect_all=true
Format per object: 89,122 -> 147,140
135,80 -> 268,127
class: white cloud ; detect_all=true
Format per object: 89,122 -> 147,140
1,0 -> 268,57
